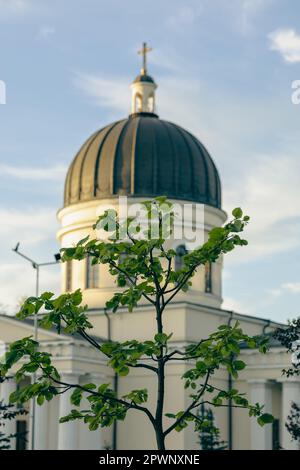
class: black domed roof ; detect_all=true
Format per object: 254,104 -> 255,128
133,74 -> 155,84
64,113 -> 221,208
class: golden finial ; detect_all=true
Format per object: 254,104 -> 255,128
138,42 -> 152,75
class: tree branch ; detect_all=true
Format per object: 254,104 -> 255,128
163,371 -> 211,437
109,259 -> 156,306
37,364 -> 156,427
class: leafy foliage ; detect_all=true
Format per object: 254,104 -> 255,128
275,318 -> 300,442
0,198 -> 274,450
286,402 -> 300,443
274,318 -> 300,377
0,377 -> 27,450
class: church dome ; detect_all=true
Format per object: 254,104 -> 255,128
64,113 -> 221,208
64,43 -> 221,209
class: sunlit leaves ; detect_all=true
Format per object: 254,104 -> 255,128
183,322 -> 268,385
0,197 -> 275,440
60,198 -> 250,315
101,339 -> 160,375
122,389 -> 148,405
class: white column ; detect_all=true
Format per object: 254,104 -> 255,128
0,377 -> 17,450
34,399 -> 49,449
78,374 -> 103,450
58,373 -> 80,450
248,379 -> 273,450
280,379 -> 300,450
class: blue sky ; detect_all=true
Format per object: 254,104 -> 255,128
0,0 -> 300,322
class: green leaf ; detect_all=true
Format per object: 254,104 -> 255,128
83,383 -> 96,390
37,395 -> 45,406
72,289 -> 82,306
257,413 -> 274,427
40,292 -> 54,301
154,333 -> 169,345
118,366 -> 130,377
232,220 -> 243,232
165,413 -> 176,418
70,388 -> 83,406
232,207 -> 243,218
77,235 -> 90,246
233,360 -> 246,371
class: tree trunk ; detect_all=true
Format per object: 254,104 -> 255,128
155,425 -> 166,450
155,302 -> 166,450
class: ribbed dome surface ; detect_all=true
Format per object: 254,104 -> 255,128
64,113 -> 221,208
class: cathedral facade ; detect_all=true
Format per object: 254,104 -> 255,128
0,47 -> 299,451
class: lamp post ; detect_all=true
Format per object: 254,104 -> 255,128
12,243 -> 61,450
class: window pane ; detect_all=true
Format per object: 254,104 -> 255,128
66,260 -> 72,292
205,261 -> 212,293
86,255 -> 99,289
175,244 -> 187,271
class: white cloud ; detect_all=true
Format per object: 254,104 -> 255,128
0,206 -> 58,246
0,0 -> 28,9
0,262 -> 60,314
0,0 -> 31,18
281,282 -> 300,294
147,49 -> 181,74
165,0 -> 272,35
263,282 -> 300,308
224,154 -> 300,262
73,72 -> 130,114
0,206 -> 60,312
269,28 -> 300,63
38,25 -> 55,39
167,4 -> 203,31
222,296 -> 249,314
0,163 -> 67,180
239,0 -> 272,34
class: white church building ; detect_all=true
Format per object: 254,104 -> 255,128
0,46 -> 299,451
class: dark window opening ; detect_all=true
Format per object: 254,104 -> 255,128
16,420 -> 27,450
175,244 -> 187,272
272,419 -> 280,450
205,261 -> 212,293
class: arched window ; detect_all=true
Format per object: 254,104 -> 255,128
147,94 -> 154,113
66,260 -> 72,292
175,244 -> 187,271
134,93 -> 142,113
205,261 -> 212,293
86,255 -> 99,289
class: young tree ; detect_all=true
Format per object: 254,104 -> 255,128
0,377 -> 27,450
0,199 -> 274,450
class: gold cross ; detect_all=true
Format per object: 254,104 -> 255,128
138,42 -> 152,75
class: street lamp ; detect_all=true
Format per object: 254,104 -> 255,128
12,243 -> 61,450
